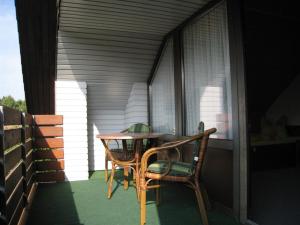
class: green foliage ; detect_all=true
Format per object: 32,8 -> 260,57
0,95 -> 27,112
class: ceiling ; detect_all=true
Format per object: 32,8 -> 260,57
57,0 -> 213,110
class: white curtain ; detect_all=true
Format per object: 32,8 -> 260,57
183,2 -> 232,139
151,38 -> 175,134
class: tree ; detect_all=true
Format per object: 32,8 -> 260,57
0,95 -> 27,112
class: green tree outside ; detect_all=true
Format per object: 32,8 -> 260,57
0,95 -> 27,112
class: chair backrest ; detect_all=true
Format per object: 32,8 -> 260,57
126,123 -> 151,149
127,123 -> 151,133
191,121 -> 205,169
193,127 -> 216,178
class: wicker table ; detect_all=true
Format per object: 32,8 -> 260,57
96,132 -> 163,198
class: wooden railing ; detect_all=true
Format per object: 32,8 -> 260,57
34,115 -> 65,182
0,106 -> 64,225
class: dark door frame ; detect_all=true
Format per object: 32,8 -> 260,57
227,0 -> 248,222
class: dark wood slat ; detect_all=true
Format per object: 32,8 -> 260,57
5,163 -> 23,200
34,115 -> 63,125
4,146 -> 22,176
35,127 -> 63,137
2,107 -> 22,126
25,151 -> 33,170
36,171 -> 65,182
8,196 -> 23,225
4,129 -> 21,150
25,140 -> 33,155
26,163 -> 34,182
26,173 -> 35,195
35,160 -> 64,171
34,149 -> 64,160
25,127 -> 32,140
6,179 -> 24,224
24,113 -> 33,125
34,138 -> 64,148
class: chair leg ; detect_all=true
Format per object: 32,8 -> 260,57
108,163 -> 115,199
136,164 -> 140,201
155,181 -> 160,206
105,155 -> 108,183
140,188 -> 146,225
200,182 -> 212,211
194,182 -> 209,225
124,166 -> 129,190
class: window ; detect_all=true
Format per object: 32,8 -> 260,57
150,38 -> 175,134
183,2 -> 232,139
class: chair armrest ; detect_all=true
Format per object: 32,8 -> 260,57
140,128 -> 216,176
140,136 -> 197,176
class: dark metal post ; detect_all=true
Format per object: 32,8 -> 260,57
173,30 -> 183,136
21,113 -> 27,207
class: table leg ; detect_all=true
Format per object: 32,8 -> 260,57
135,139 -> 143,200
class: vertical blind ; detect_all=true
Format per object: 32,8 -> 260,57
183,2 -> 232,139
150,38 -> 175,134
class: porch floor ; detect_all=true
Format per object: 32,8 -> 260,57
27,171 -> 239,225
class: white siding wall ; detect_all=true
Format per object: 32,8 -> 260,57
55,80 -> 89,181
88,82 -> 148,171
125,83 -> 148,128
87,83 -> 127,170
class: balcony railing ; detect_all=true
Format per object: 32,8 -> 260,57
0,106 -> 64,225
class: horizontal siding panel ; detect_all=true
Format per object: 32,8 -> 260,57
63,154 -> 88,161
58,32 -> 161,46
57,64 -> 150,73
63,0 -> 202,10
58,36 -> 158,49
64,148 -> 89,155
60,3 -> 191,21
56,89 -> 87,96
57,75 -> 148,83
57,42 -> 157,54
56,100 -> 87,106
58,28 -> 161,41
57,56 -> 153,66
55,94 -> 87,101
58,49 -> 155,60
56,80 -> 87,88
60,21 -> 169,35
62,0 -> 197,15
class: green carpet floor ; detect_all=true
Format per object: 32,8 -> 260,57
27,171 -> 240,225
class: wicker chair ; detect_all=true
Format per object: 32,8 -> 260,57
104,123 -> 151,183
102,123 -> 151,199
139,127 -> 216,225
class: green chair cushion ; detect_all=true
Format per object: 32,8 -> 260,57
147,160 -> 193,176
